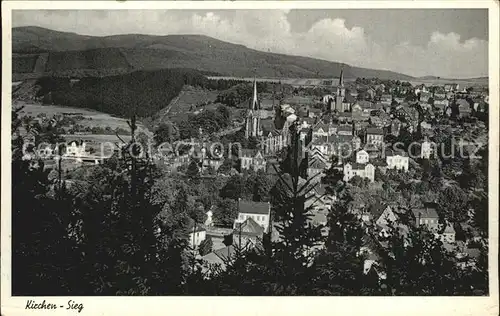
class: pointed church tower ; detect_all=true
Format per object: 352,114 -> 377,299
245,77 -> 261,139
335,66 -> 345,112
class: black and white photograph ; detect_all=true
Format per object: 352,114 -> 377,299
1,1 -> 499,315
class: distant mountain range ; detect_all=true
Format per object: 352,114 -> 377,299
417,75 -> 488,81
12,26 -> 416,80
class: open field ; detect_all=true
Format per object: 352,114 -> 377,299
159,85 -> 219,123
14,101 -> 152,136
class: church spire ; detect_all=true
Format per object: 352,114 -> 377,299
252,77 -> 258,110
339,65 -> 344,87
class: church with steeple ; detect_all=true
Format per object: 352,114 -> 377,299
245,79 -> 262,139
331,67 -> 347,113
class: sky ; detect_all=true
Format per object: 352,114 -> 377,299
12,9 -> 489,78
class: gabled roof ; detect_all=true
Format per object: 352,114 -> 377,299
456,99 -> 471,109
330,134 -> 354,145
213,245 -> 236,261
344,93 -> 356,103
385,148 -> 408,157
364,143 -> 380,152
238,199 -> 270,215
313,123 -> 330,132
371,159 -> 388,167
443,223 -> 455,234
366,127 -> 384,135
234,217 -> 265,236
260,119 -> 277,134
346,162 -> 373,170
370,203 -> 389,220
309,158 -> 327,169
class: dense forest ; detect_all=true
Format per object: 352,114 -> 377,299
35,69 -> 222,118
33,70 -> 274,119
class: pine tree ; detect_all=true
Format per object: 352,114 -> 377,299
11,108 -> 81,295
199,236 -> 213,256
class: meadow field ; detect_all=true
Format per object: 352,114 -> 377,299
14,101 -> 152,136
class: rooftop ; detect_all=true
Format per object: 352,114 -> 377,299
412,207 -> 439,219
238,199 -> 271,215
240,149 -> 263,158
366,127 -> 384,135
346,162 -> 373,170
234,217 -> 265,236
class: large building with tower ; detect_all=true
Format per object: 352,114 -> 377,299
245,79 -> 262,139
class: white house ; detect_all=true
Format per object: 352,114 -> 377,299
343,163 -> 375,182
234,199 -> 271,233
188,223 -> 207,248
437,223 -> 456,244
421,140 -> 435,159
312,123 -> 331,139
65,141 -> 88,157
385,150 -> 409,171
356,150 -> 369,164
205,209 -> 214,227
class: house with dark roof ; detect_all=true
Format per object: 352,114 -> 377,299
234,199 -> 271,233
337,124 -> 353,136
366,127 -> 384,147
411,206 -> 440,232
233,217 -> 265,250
201,245 -> 236,272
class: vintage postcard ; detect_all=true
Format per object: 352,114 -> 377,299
1,1 -> 499,315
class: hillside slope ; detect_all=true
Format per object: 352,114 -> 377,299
12,26 -> 414,80
34,68 -> 214,118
